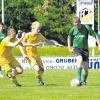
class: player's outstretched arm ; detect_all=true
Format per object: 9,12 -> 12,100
22,42 -> 40,47
96,36 -> 100,51
44,39 -> 64,47
7,32 -> 25,47
18,45 -> 28,58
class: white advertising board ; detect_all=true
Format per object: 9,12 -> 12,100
16,56 -> 100,70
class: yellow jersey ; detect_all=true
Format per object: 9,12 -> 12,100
0,37 -> 15,63
22,32 -> 46,58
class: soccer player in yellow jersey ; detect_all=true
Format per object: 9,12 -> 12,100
21,21 -> 63,85
0,28 -> 25,86
0,22 -> 6,78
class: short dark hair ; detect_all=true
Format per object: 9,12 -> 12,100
73,16 -> 81,23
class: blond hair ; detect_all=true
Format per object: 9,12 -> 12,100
7,28 -> 16,35
31,21 -> 41,29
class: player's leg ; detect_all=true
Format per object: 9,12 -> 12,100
37,58 -> 44,76
7,68 -> 21,86
36,58 -> 44,86
39,66 -> 44,85
0,63 -> 21,86
76,55 -> 83,82
73,48 -> 83,82
13,66 -> 23,87
10,58 -> 23,75
10,59 -> 23,86
81,49 -> 89,86
34,65 -> 44,85
15,66 -> 23,75
31,57 -> 44,85
11,66 -> 23,86
82,61 -> 88,85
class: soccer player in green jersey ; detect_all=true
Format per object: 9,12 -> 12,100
0,22 -> 6,78
68,16 -> 100,86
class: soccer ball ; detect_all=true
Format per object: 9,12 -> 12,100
70,79 -> 80,87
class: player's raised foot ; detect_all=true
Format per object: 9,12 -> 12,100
38,80 -> 44,86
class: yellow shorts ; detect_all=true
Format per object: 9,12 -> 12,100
0,57 -> 21,72
26,56 -> 43,67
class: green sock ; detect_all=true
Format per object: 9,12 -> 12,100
76,68 -> 82,81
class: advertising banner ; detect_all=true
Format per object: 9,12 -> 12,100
16,56 -> 100,70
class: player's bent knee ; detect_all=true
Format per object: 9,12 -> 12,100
7,71 -> 12,78
16,66 -> 23,74
7,68 -> 16,78
34,65 -> 39,71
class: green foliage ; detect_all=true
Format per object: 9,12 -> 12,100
0,70 -> 100,100
0,0 -> 99,44
4,0 -> 35,31
34,0 -> 75,44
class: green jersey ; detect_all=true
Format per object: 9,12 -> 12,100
68,24 -> 100,49
0,32 -> 6,42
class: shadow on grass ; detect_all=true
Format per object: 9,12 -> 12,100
45,83 -> 59,86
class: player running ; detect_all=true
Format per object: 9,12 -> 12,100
0,28 -> 25,86
21,21 -> 63,86
0,22 -> 6,78
68,16 -> 100,86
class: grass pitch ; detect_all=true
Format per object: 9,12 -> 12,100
0,70 -> 100,100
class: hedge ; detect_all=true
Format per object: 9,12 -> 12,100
12,46 -> 100,56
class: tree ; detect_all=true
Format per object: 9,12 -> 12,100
34,0 -> 76,45
0,0 -> 98,43
4,0 -> 35,32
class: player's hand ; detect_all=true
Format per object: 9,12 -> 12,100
21,32 -> 25,38
32,42 -> 43,47
23,54 -> 28,59
37,42 -> 43,46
